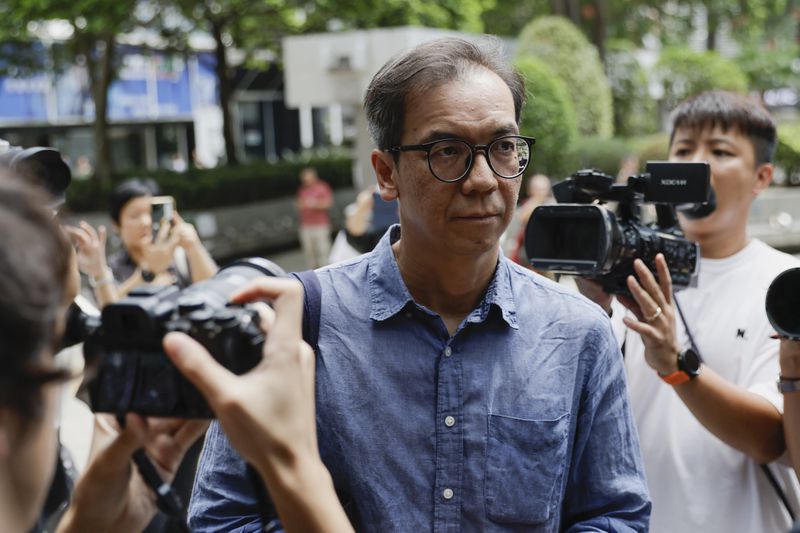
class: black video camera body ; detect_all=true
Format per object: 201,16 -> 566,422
525,161 -> 712,295
83,258 -> 285,418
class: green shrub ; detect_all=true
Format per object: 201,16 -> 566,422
516,16 -> 614,138
66,156 -> 354,213
564,136 -> 632,176
605,40 -> 659,136
631,133 -> 670,163
656,47 -> 748,112
514,56 -> 578,178
776,123 -> 800,186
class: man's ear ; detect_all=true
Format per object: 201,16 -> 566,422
753,162 -> 773,196
372,150 -> 399,202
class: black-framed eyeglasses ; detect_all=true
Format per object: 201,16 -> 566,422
385,135 -> 535,183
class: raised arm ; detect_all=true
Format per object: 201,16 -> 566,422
619,255 -> 784,464
65,222 -> 118,307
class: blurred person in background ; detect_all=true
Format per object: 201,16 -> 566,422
68,178 -> 217,307
296,167 -> 333,269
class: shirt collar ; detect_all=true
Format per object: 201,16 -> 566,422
367,224 -> 519,329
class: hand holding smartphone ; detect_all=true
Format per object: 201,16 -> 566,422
150,195 -> 176,240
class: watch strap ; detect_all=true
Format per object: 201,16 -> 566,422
778,377 -> 800,394
660,369 -> 692,386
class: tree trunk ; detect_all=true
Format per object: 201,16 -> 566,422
567,0 -> 581,25
706,6 -> 718,51
84,33 -> 115,186
211,19 -> 238,166
592,0 -> 607,63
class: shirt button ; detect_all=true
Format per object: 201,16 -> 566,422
444,415 -> 456,427
442,488 -> 454,500
444,347 -> 452,357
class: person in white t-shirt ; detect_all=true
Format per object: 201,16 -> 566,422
581,90 -> 800,532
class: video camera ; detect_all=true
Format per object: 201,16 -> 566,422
81,258 -> 286,418
766,267 -> 800,340
525,161 -> 713,294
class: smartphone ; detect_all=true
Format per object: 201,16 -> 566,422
150,195 -> 176,239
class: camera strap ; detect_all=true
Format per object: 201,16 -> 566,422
115,415 -> 193,532
674,295 -> 797,522
290,270 -> 322,352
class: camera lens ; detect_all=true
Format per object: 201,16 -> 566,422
766,267 -> 800,340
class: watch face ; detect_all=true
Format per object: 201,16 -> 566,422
142,270 -> 155,282
679,348 -> 702,376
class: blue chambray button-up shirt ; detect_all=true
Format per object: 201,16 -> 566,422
189,226 -> 650,532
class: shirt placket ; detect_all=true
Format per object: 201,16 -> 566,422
433,340 -> 464,532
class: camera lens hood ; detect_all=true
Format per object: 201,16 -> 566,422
766,267 -> 800,340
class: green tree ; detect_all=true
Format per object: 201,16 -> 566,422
514,56 -> 578,178
738,43 -> 800,96
0,0 -> 156,184
304,0 -> 496,33
516,16 -> 614,138
656,47 -> 748,111
163,0 -> 496,166
605,39 -> 657,136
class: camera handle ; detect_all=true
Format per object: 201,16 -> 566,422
116,415 -> 193,533
673,297 -> 796,522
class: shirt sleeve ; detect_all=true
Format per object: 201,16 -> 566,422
188,420 -> 279,532
562,323 -> 652,532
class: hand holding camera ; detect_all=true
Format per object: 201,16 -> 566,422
164,276 -> 320,479
57,414 -> 207,533
619,255 -> 683,376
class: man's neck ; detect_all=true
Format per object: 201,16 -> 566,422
692,229 -> 750,259
0,471 -> 29,533
392,240 -> 498,336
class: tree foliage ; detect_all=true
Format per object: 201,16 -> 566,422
514,56 -> 578,178
304,0 -> 497,33
516,16 -> 613,139
656,47 -> 748,112
605,39 -> 657,136
0,0 -> 158,184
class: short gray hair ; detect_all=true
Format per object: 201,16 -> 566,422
364,36 -> 525,151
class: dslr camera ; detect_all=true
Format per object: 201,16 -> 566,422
525,161 -> 712,294
82,258 -> 286,418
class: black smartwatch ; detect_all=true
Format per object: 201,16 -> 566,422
660,347 -> 702,385
141,269 -> 156,282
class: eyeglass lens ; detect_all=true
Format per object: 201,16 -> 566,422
429,137 -> 530,182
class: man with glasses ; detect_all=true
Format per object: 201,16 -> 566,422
189,36 -> 650,531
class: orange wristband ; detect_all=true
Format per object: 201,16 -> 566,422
660,370 -> 692,386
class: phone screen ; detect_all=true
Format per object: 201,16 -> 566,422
150,196 -> 176,238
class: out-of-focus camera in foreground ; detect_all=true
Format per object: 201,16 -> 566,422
0,139 -> 71,208
81,258 -> 286,418
525,161 -> 713,295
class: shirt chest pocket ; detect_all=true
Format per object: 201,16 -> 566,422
484,412 -> 570,526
